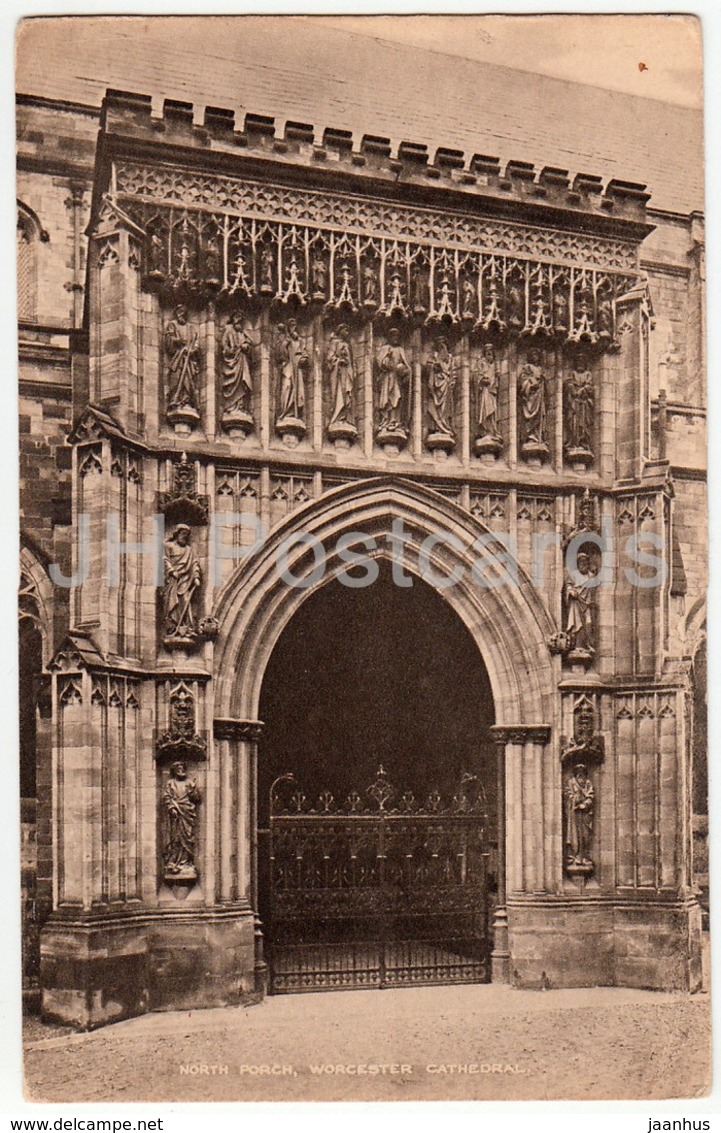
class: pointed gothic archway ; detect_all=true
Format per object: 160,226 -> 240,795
212,477 -> 559,990
258,560 -> 498,990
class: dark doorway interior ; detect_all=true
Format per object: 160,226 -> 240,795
258,561 -> 497,993
258,560 -> 495,812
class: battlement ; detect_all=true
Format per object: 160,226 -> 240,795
99,88 -> 651,234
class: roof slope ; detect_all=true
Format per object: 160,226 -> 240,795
16,16 -> 703,215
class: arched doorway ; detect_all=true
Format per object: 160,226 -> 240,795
213,478 -> 557,994
257,561 -> 497,992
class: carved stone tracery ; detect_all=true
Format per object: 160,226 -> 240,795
116,162 -> 639,272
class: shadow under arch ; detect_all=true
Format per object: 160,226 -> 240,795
213,476 -> 557,730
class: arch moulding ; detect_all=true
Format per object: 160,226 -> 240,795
213,476 -> 557,730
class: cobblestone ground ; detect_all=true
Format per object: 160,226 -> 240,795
24,984 -> 711,1103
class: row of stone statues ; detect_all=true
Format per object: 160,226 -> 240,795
164,306 -> 597,462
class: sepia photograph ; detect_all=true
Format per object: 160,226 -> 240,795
14,11 -> 709,1103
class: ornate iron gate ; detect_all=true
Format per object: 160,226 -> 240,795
266,766 -> 491,993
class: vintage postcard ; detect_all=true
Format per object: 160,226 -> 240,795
16,13 -> 709,1102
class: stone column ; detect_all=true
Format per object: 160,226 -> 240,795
490,723 -> 551,983
490,730 -> 509,981
87,199 -> 144,437
213,718 -> 266,995
614,282 -> 651,482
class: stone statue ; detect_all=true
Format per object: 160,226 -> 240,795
376,326 -> 410,442
311,254 -> 327,300
461,277 -> 476,320
564,361 -> 595,460
205,233 -> 221,285
411,266 -> 427,314
276,319 -> 309,424
165,305 -> 200,414
564,763 -> 594,870
553,289 -> 569,334
473,343 -> 502,458
563,551 -> 596,657
506,279 -> 525,328
518,348 -> 548,457
597,293 -> 614,339
426,337 -> 456,443
163,524 -> 202,643
476,344 -> 500,438
362,262 -> 378,307
221,312 -> 253,418
147,230 -> 164,279
326,324 -> 356,441
162,760 -> 201,881
260,245 -> 275,293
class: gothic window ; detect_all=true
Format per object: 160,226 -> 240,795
16,203 -> 47,322
17,212 -> 35,320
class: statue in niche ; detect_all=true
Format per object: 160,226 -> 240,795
474,342 -> 502,458
165,305 -> 201,434
326,324 -> 357,446
518,348 -> 549,461
205,233 -> 221,286
220,311 -> 254,436
597,293 -> 614,340
426,336 -> 456,452
311,254 -> 327,300
411,266 -> 427,315
553,289 -> 569,335
564,763 -> 594,873
275,319 -> 309,443
563,551 -> 597,660
162,760 -> 201,882
362,262 -> 378,308
506,278 -> 525,329
259,245 -> 275,294
163,523 -> 202,645
564,359 -> 595,467
376,326 -> 411,450
147,230 -> 165,279
461,277 -> 477,321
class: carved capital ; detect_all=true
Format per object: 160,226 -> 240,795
213,718 -> 265,743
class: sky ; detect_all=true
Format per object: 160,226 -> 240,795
312,13 -> 703,108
